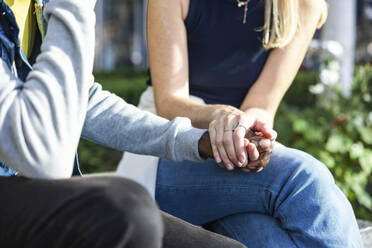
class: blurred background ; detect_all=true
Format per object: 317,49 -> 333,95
79,0 -> 372,220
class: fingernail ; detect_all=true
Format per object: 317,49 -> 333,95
227,163 -> 234,170
239,155 -> 246,163
244,138 -> 250,147
216,156 -> 221,163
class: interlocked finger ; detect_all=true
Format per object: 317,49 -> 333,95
243,129 -> 274,172
252,120 -> 277,140
223,130 -> 240,166
208,120 -> 221,164
222,115 -> 241,166
247,143 -> 259,162
233,124 -> 248,166
216,120 -> 234,170
244,160 -> 263,171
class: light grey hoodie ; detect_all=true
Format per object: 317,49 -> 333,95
0,0 -> 205,179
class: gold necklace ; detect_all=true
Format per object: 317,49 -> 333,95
236,0 -> 250,24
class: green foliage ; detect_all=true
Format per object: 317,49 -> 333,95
276,65 -> 372,220
93,69 -> 148,105
280,70 -> 318,108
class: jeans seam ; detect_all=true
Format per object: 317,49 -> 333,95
263,188 -> 288,224
215,218 -> 242,242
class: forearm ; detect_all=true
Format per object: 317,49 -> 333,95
240,0 -> 324,120
82,83 -> 206,162
156,95 -> 236,129
148,0 -> 238,129
240,47 -> 305,118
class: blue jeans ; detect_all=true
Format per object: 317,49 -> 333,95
155,143 -> 363,248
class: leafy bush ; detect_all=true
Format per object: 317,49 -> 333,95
276,66 -> 372,220
93,69 -> 148,105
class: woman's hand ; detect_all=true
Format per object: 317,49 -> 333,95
244,107 -> 275,129
208,106 -> 277,170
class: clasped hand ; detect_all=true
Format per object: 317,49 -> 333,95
208,107 -> 277,172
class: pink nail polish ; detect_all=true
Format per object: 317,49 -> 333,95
227,163 -> 234,170
239,155 -> 245,163
216,156 -> 221,163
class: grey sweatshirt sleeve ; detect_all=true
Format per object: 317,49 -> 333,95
0,0 -> 96,178
82,82 -> 206,162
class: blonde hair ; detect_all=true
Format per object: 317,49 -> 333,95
262,0 -> 328,49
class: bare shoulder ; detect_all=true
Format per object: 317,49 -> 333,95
148,0 -> 186,18
181,0 -> 190,20
298,0 -> 327,27
299,0 -> 326,16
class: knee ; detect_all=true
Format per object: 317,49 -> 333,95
83,177 -> 163,246
292,150 -> 335,189
293,156 -> 354,213
277,148 -> 355,214
272,144 -> 333,185
271,146 -> 337,203
100,177 -> 162,228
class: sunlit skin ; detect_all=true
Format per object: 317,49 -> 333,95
147,0 -> 325,170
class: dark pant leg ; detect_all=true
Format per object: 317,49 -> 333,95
0,176 -> 163,248
162,212 -> 246,248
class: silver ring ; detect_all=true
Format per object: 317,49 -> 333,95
233,122 -> 247,131
225,122 -> 239,132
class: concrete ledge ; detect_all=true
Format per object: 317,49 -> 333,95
83,172 -> 116,177
358,220 -> 372,248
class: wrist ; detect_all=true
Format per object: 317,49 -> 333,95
243,107 -> 275,128
198,131 -> 213,159
244,106 -> 274,115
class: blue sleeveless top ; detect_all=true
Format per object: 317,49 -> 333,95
148,0 -> 270,108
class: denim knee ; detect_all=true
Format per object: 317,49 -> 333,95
270,147 -> 362,248
272,148 -> 351,222
292,151 -> 335,187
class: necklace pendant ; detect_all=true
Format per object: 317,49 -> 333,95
237,2 -> 245,7
236,0 -> 250,24
243,3 -> 248,24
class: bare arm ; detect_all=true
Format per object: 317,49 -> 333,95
149,0 -> 326,127
240,0 -> 327,127
148,0 -> 277,169
148,0 -> 230,129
